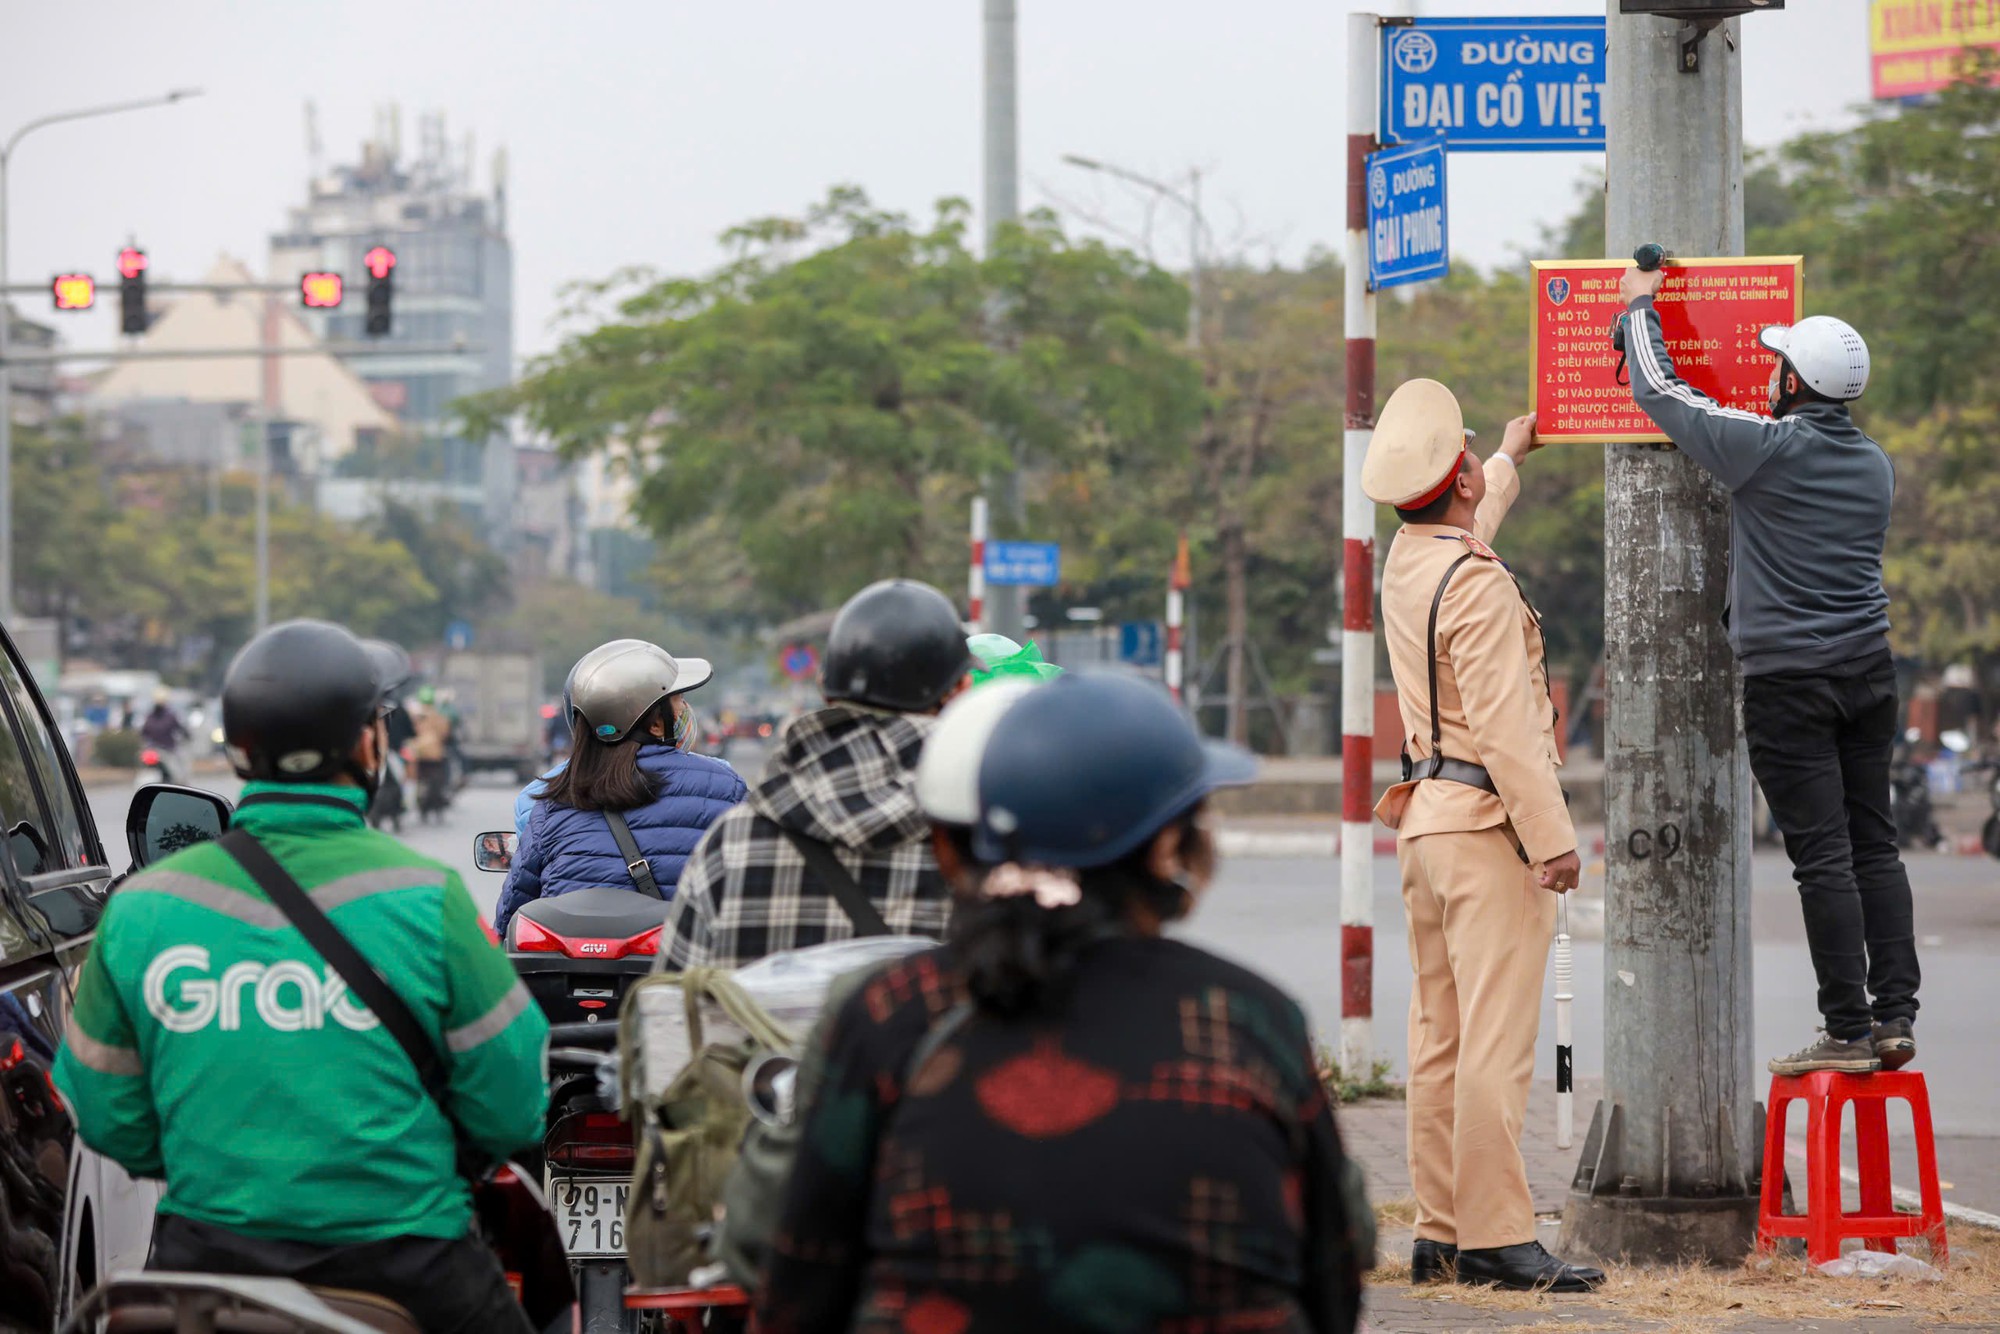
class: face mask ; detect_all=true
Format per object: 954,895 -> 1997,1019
671,704 -> 695,751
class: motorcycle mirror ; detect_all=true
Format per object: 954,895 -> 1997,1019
127,785 -> 233,871
473,830 -> 518,873
1904,728 -> 1924,744
1940,730 -> 1973,755
742,1052 -> 799,1130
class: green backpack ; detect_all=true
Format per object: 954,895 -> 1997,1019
618,966 -> 794,1289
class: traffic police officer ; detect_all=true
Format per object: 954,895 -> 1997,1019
1364,379 -> 1603,1293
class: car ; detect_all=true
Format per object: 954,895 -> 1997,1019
0,621 -> 122,1331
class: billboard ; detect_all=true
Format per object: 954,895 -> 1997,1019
1529,257 -> 1803,444
1871,0 -> 2000,100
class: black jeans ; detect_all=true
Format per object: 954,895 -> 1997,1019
1742,651 -> 1921,1040
150,1213 -> 535,1334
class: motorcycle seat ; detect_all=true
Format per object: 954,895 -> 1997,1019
103,1287 -> 420,1334
515,885 -> 673,942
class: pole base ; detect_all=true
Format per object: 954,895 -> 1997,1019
1556,1189 -> 1760,1267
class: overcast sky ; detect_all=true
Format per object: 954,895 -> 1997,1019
3,1 -> 1876,364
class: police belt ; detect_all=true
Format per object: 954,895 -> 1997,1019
1401,752 -> 1500,796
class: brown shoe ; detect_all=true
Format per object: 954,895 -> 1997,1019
1768,1031 -> 1880,1076
1872,1019 -> 1916,1071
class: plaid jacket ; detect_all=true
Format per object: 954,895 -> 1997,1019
657,704 -> 948,970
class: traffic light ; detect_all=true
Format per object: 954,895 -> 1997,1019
117,247 -> 149,335
300,272 -> 344,309
51,274 -> 95,311
363,245 -> 396,337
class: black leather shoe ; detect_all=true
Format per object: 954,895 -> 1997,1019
1410,1238 -> 1457,1284
1455,1240 -> 1605,1292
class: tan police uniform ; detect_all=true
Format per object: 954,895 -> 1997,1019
1365,379 -> 1576,1253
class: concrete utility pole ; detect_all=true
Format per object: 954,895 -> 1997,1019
981,0 -> 1026,641
1559,4 -> 1759,1265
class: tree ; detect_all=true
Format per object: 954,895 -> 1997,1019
368,500 -> 510,645
467,188 -> 1203,620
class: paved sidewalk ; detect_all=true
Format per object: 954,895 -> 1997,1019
1343,1079 -> 2000,1333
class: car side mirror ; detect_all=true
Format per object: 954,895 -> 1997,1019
742,1052 -> 799,1130
127,785 -> 234,871
473,831 -> 518,873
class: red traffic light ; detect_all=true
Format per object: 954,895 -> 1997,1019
117,247 -> 148,281
51,274 -> 95,311
300,272 -> 344,309
364,246 -> 397,280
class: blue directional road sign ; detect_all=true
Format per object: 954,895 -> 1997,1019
1367,139 -> 1449,290
1381,17 -> 1607,153
1119,621 -> 1164,669
984,541 -> 1061,588
445,618 -> 475,652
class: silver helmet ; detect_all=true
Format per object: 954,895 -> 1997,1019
566,639 -> 713,744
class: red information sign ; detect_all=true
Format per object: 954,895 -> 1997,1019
1529,256 -> 1803,444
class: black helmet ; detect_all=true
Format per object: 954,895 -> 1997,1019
359,638 -> 413,708
822,579 -> 973,712
223,620 -> 385,783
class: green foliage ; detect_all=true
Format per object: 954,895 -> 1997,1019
470,188 -> 1203,619
1878,411 -> 2000,665
90,728 -> 140,768
488,578 -> 737,694
367,500 -> 511,645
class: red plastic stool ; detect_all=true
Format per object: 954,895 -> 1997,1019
1758,1070 -> 1946,1268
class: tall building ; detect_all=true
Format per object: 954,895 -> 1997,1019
269,108 -> 516,540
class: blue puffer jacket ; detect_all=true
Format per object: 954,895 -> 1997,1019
495,745 -> 746,936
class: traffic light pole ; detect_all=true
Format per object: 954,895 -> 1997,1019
1557,4 -> 1760,1265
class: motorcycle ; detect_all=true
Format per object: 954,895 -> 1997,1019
415,757 -> 454,824
132,745 -> 184,789
1890,729 -> 1949,853
475,831 -> 674,1334
368,752 -> 408,833
1961,755 -> 2000,861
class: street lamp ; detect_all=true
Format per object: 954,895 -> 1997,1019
0,88 -> 203,622
1060,152 -> 1211,349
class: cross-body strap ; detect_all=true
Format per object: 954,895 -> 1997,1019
604,809 -> 664,899
216,828 -> 486,1178
777,825 -> 891,937
1422,552 -> 1478,780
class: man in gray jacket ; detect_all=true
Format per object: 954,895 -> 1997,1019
1619,264 -> 1919,1077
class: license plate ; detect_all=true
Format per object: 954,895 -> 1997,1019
549,1175 -> 630,1257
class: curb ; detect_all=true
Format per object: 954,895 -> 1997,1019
1215,830 -> 1612,860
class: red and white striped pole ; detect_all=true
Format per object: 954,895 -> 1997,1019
968,495 -> 989,632
1339,11 -> 1382,1081
1166,532 -> 1191,703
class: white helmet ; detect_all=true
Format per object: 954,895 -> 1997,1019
914,680 -> 1039,827
1758,317 -> 1870,402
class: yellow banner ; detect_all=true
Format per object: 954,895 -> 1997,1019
1872,0 -> 2000,58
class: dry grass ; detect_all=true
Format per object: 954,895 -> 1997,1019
1367,1223 -> 2000,1330
1375,1196 -> 1420,1229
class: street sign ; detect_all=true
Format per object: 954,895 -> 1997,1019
445,619 -> 475,652
1869,0 -> 2000,100
984,541 -> 1061,587
779,643 -> 820,682
1528,256 -> 1803,443
1367,140 -> 1450,290
1119,621 -> 1164,668
1381,17 -> 1608,152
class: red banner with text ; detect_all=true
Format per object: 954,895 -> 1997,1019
1529,257 -> 1803,444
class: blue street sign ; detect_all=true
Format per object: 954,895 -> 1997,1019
1367,139 -> 1449,290
984,541 -> 1062,587
445,619 -> 475,652
1119,621 -> 1164,669
1381,17 -> 1607,153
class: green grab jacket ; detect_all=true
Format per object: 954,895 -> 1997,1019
53,783 -> 549,1245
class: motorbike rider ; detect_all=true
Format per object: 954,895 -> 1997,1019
139,687 -> 189,751
363,638 -> 417,829
495,639 -> 745,938
657,578 -> 974,970
53,619 -> 549,1334
755,672 -> 1366,1334
1622,268 -> 1920,1076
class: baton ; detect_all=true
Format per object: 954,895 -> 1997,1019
1555,895 -> 1574,1150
